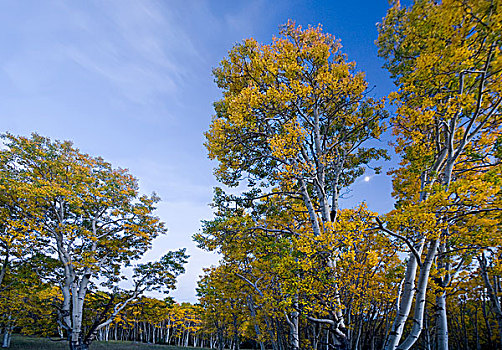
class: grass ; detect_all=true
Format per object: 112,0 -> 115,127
9,335 -> 205,350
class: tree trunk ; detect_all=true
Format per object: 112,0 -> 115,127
217,327 -> 224,350
1,328 -> 12,348
481,296 -> 494,350
69,340 -> 89,350
436,291 -> 449,350
289,310 -> 299,350
384,238 -> 426,350
478,253 -> 502,349
396,238 -> 440,350
247,295 -> 266,350
1,313 -> 12,349
233,327 -> 240,350
435,238 -> 450,350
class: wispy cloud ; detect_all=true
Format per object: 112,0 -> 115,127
59,0 -> 202,105
0,0 -> 274,303
223,0 -> 267,37
1,0 -> 203,109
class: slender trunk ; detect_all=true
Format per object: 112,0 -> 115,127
424,312 -> 431,350
299,178 -> 321,236
436,292 -> 448,350
386,152 -> 454,350
475,307 -> 481,350
166,322 -> 171,344
1,315 -> 12,349
481,295 -> 494,350
265,315 -> 279,350
217,326 -> 224,350
288,310 -> 299,350
461,302 -> 468,350
354,319 -> 363,350
1,331 -> 11,349
247,295 -> 266,350
397,238 -> 440,350
384,238 -> 426,350
436,239 -> 449,350
184,329 -> 189,347
478,252 -> 502,349
313,323 -> 322,350
330,170 -> 341,223
325,328 -> 329,350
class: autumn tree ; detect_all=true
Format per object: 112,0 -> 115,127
196,187 -> 316,350
205,20 -> 388,345
377,0 -> 502,349
197,190 -> 404,350
296,205 -> 403,350
0,133 -> 188,350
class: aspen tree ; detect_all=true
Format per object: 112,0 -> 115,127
0,134 -> 188,350
377,1 -> 502,349
206,21 -> 388,346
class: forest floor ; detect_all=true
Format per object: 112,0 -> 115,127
9,335 -> 207,349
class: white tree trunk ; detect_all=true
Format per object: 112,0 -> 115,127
478,253 -> 502,349
436,292 -> 449,350
384,238 -> 425,350
397,238 -> 440,350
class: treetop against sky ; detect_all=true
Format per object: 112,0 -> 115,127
0,0 -> 397,302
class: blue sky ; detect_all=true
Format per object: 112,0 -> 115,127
0,0 -> 398,302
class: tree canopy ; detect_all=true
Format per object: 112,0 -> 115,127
0,133 -> 188,350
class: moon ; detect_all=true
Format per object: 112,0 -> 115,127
364,176 -> 371,182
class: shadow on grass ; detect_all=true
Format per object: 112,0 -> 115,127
10,335 -> 208,350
